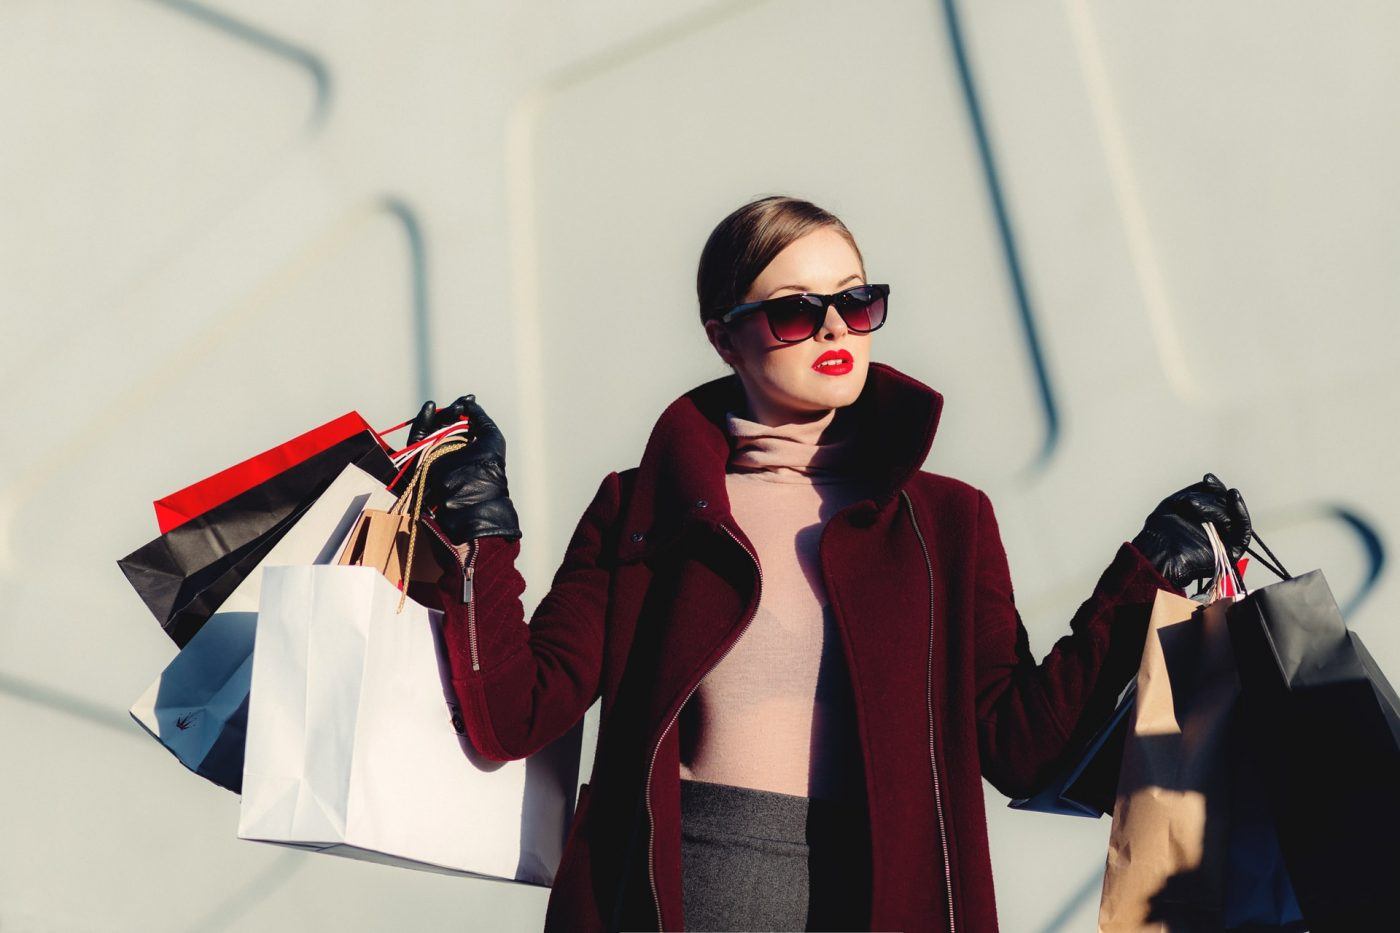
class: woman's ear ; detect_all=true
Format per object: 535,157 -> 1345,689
704,319 -> 739,366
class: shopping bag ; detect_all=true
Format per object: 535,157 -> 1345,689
1099,523 -> 1243,931
1220,709 -> 1305,930
118,429 -> 397,646
332,434 -> 468,594
237,563 -> 582,884
1226,545 -> 1400,928
128,462 -> 397,792
1008,677 -> 1137,818
1011,554 -> 1256,820
153,412 -> 388,533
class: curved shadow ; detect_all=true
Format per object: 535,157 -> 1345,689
378,197 -> 434,403
1327,504 -> 1385,621
144,0 -> 332,130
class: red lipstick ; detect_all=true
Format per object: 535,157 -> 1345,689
812,348 -> 853,376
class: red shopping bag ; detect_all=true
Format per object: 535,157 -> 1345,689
154,412 -> 391,533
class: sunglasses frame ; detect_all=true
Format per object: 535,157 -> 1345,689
717,283 -> 891,344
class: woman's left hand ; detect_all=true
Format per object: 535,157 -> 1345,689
406,394 -> 522,545
1130,472 -> 1252,590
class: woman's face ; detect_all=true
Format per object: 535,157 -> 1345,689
704,226 -> 871,425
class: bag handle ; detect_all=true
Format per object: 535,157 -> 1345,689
1244,531 -> 1291,581
1192,523 -> 1299,596
381,433 -> 469,613
1193,522 -> 1292,599
1203,521 -> 1247,600
374,416 -> 473,471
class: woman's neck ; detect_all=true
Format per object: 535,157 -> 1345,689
724,402 -> 862,484
739,395 -> 840,433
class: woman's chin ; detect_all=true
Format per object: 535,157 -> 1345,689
792,374 -> 864,410
813,365 -> 866,395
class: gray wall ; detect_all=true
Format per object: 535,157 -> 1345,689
2,1 -> 1395,930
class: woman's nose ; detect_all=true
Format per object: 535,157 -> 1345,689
818,303 -> 848,339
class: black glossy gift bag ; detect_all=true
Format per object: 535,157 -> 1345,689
1226,548 -> 1400,930
118,430 -> 398,647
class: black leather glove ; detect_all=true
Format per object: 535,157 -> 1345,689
1131,472 -> 1252,591
407,394 -> 522,546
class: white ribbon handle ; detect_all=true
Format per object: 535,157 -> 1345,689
390,420 -> 472,468
1202,520 -> 1247,602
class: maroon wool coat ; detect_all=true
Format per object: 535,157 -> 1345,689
423,360 -> 1183,932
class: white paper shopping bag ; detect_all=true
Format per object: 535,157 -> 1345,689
129,462 -> 397,791
238,563 -> 582,885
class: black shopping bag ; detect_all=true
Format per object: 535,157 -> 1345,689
118,430 -> 397,647
1226,550 -> 1400,929
1008,677 -> 1137,818
1221,706 -> 1306,931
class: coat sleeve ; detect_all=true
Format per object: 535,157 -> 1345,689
428,471 -> 621,763
971,487 -> 1184,799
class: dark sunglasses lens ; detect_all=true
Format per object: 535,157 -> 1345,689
837,287 -> 886,332
766,296 -> 823,342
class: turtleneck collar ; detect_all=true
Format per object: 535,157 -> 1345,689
723,406 -> 863,484
612,362 -> 946,563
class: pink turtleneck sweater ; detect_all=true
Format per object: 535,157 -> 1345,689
676,406 -> 876,803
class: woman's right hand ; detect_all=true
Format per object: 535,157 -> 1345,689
408,394 -> 522,545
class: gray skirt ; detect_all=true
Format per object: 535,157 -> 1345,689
679,778 -> 872,932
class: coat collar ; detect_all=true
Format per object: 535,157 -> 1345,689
616,361 -> 945,561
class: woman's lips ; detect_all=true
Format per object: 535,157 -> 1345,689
812,350 -> 853,376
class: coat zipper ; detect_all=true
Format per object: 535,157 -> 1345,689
901,489 -> 955,931
644,521 -> 762,932
424,519 -> 481,670
435,501 -> 951,927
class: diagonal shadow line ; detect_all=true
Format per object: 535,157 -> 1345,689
936,0 -> 1061,476
185,850 -> 306,933
0,669 -> 139,736
2,666 -> 307,931
143,0 -> 333,130
504,0 -> 782,598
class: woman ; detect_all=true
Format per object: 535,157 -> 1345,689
409,196 -> 1252,932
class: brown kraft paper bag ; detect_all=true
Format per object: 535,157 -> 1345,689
335,437 -> 469,600
1098,582 -> 1242,931
335,508 -> 444,589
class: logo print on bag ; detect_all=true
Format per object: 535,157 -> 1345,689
175,712 -> 200,731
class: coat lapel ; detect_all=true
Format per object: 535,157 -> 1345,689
615,361 -> 946,741
608,362 -> 948,929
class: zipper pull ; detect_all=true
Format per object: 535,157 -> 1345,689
462,563 -> 474,604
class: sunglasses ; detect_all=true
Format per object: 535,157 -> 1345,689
717,283 -> 890,343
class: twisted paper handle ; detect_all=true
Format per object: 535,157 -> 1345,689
387,434 -> 468,613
